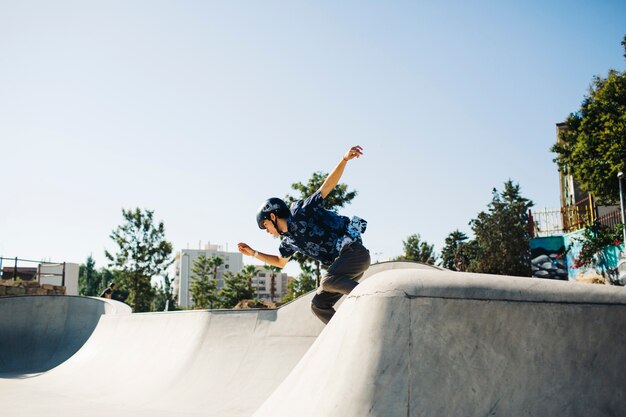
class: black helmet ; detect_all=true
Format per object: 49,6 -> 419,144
256,198 -> 290,229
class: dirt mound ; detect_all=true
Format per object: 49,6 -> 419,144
233,299 -> 277,309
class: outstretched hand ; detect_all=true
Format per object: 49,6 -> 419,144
320,145 -> 364,199
343,145 -> 364,162
237,242 -> 254,257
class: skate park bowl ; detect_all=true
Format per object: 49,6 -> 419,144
0,295 -> 131,377
1,261 -> 625,416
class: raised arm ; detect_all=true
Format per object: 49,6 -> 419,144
319,145 -> 364,199
237,242 -> 289,268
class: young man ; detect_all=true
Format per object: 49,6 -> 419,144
99,282 -> 116,299
237,145 -> 370,324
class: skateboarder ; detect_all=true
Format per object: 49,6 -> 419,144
99,282 -> 116,299
238,145 -> 370,324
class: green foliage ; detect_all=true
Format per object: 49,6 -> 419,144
551,38 -> 626,204
189,254 -> 219,309
116,270 -> 155,312
241,264 -> 257,294
208,256 -> 224,284
440,230 -> 469,271
569,224 -> 624,269
190,259 -> 267,309
78,255 -> 104,296
285,171 -> 357,213
285,171 -> 358,284
453,240 -> 480,272
105,208 -> 173,312
282,264 -> 316,303
153,274 -> 177,311
468,180 -> 534,276
78,256 -> 127,300
397,234 -> 436,265
218,271 -> 254,308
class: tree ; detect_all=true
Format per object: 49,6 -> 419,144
78,255 -> 101,296
218,271 -> 254,308
264,265 -> 282,302
468,180 -> 534,276
285,171 -> 358,284
208,256 -> 224,288
241,264 -> 258,295
189,254 -> 219,309
397,234 -> 436,265
105,208 -> 173,312
281,263 -> 316,303
286,171 -> 358,212
440,230 -> 469,271
551,36 -> 626,203
153,274 -> 177,311
454,240 -> 480,272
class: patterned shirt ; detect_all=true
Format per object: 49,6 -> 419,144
279,191 -> 365,266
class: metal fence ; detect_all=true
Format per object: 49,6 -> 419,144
597,209 -> 624,230
530,195 -> 625,238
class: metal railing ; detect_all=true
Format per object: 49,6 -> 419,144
529,208 -> 564,237
0,257 -> 66,287
530,195 -> 624,238
597,209 -> 624,229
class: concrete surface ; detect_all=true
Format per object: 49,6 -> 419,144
1,262 -> 625,416
0,262 -> 431,416
0,296 -> 130,376
253,269 -> 626,417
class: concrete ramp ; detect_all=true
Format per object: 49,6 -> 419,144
0,299 -> 322,417
0,296 -> 130,376
0,262 -> 433,416
2,263 -> 625,416
252,269 -> 626,417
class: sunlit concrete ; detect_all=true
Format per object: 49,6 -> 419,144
253,269 -> 626,417
2,262 -> 624,417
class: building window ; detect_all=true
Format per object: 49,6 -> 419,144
225,264 -> 229,269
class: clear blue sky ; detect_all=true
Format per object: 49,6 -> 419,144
1,0 -> 625,277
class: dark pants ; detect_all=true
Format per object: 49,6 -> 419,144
311,241 -> 371,324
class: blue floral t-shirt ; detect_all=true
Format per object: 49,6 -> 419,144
279,190 -> 364,266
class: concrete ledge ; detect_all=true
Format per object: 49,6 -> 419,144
352,268 -> 626,304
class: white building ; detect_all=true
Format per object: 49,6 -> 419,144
173,244 -> 243,308
40,262 -> 79,295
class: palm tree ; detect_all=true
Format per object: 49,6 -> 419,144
241,264 -> 258,295
264,265 -> 282,302
208,256 -> 224,279
441,230 -> 469,270
206,256 -> 224,308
